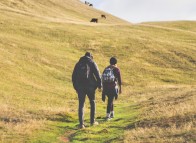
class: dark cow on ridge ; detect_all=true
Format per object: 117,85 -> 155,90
90,18 -> 98,23
89,4 -> 93,7
85,1 -> 89,5
101,14 -> 106,19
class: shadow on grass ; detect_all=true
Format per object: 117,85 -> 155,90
46,113 -> 76,122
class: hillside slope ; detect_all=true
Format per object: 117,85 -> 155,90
0,0 -> 195,142
0,0 -> 129,24
143,21 -> 196,32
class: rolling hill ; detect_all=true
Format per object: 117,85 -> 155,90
0,0 -> 195,142
0,0 -> 129,24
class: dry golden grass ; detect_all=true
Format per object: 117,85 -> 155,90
143,21 -> 196,32
0,0 -> 195,142
124,85 -> 196,142
0,0 -> 129,24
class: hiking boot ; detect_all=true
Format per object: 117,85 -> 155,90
91,121 -> 99,126
105,113 -> 111,120
79,124 -> 85,129
110,114 -> 114,118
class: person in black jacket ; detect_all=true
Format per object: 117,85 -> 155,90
72,52 -> 102,129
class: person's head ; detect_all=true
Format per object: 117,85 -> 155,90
85,52 -> 93,59
110,57 -> 117,65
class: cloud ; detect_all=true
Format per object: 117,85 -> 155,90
95,0 -> 196,23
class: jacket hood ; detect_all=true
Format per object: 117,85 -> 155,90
79,56 -> 93,63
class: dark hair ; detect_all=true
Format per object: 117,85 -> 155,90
85,52 -> 92,58
110,57 -> 117,65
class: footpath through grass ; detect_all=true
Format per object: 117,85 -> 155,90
68,103 -> 139,143
29,102 -> 139,143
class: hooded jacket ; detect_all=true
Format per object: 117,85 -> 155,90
72,56 -> 102,91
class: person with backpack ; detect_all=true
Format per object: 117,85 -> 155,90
72,52 -> 102,129
102,57 -> 122,120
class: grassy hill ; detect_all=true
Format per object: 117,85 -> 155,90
0,0 -> 195,142
142,21 -> 196,32
0,0 -> 129,24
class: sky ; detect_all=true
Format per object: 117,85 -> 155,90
81,0 -> 196,23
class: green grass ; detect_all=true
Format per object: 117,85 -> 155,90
0,0 -> 195,142
27,102 -> 139,143
69,103 -> 138,143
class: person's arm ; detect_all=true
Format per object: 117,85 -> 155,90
92,62 -> 102,89
72,63 -> 78,91
116,68 -> 122,94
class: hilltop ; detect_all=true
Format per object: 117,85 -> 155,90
0,0 -> 129,24
0,0 -> 195,142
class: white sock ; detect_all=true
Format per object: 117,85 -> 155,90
106,113 -> 110,118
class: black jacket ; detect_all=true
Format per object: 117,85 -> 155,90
72,56 -> 102,91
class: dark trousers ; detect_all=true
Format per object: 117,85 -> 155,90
77,87 -> 95,125
103,87 -> 118,114
107,94 -> 115,113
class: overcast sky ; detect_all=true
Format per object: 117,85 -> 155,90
81,0 -> 196,23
